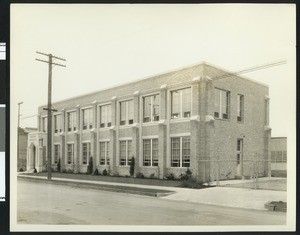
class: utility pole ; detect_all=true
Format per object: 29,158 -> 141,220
17,101 -> 23,171
36,51 -> 66,180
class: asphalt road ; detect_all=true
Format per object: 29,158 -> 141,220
17,179 -> 286,225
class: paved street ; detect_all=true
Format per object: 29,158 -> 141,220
17,179 -> 286,225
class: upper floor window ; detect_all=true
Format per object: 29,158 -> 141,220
54,114 -> 62,133
143,95 -> 159,123
120,100 -> 134,125
171,136 -> 190,167
67,111 -> 77,132
119,140 -> 132,166
171,88 -> 191,119
143,139 -> 158,166
100,105 -> 112,128
214,88 -> 230,120
237,94 -> 244,122
42,117 -> 47,132
99,141 -> 110,165
82,108 -> 93,130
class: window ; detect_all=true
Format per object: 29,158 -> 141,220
82,108 -> 93,130
120,100 -> 134,125
171,88 -> 191,119
42,117 -> 47,132
67,143 -> 74,164
143,139 -> 158,166
99,141 -> 110,165
82,142 -> 91,164
100,105 -> 112,128
214,88 -> 230,119
237,94 -> 244,122
119,140 -> 132,166
271,151 -> 287,163
171,136 -> 190,167
237,139 -> 243,165
54,144 -> 60,164
54,114 -> 62,133
67,112 -> 77,132
143,95 -> 159,122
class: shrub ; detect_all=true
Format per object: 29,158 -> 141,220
67,169 -> 73,174
93,169 -> 99,175
62,169 -> 67,173
149,173 -> 156,179
129,157 -> 135,177
57,159 -> 61,172
136,172 -> 144,179
179,168 -> 193,181
33,168 -> 37,173
165,172 -> 175,180
125,175 -> 131,178
19,168 -> 24,172
103,169 -> 108,176
180,177 -> 204,189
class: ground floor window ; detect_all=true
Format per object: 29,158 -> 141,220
82,142 -> 91,164
120,140 -> 132,166
67,143 -> 74,164
54,144 -> 60,164
271,151 -> 287,163
171,136 -> 190,167
100,141 -> 110,165
143,139 -> 158,166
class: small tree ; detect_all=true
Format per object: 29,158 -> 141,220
57,158 -> 61,172
87,156 -> 93,175
129,156 -> 135,177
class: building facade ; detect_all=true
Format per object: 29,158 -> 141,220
27,62 -> 271,181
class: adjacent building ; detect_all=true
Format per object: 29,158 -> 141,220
26,62 -> 271,181
270,137 -> 287,177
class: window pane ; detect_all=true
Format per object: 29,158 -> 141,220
100,142 -> 106,165
221,90 -> 229,118
107,105 -> 112,125
67,144 -> 73,164
182,88 -> 191,118
152,139 -> 158,166
120,141 -> 126,165
106,142 -> 110,165
143,139 -> 151,166
171,138 -> 180,167
214,89 -> 221,118
127,140 -> 132,165
182,137 -> 190,167
128,100 -> 134,123
120,102 -> 126,124
143,96 -> 151,122
171,91 -> 180,118
100,106 -> 107,127
152,95 -> 159,121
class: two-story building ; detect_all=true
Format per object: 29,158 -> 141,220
26,62 -> 271,182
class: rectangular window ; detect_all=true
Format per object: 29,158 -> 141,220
143,139 -> 159,166
99,141 -> 110,165
171,137 -> 190,167
120,100 -> 134,125
119,140 -> 132,166
54,144 -> 60,164
82,142 -> 91,164
283,151 -> 287,163
67,112 -> 77,132
54,114 -> 62,133
271,151 -> 276,163
143,95 -> 160,122
237,139 -> 243,165
237,94 -> 244,122
82,108 -> 93,130
42,117 -> 47,132
67,143 -> 74,164
214,88 -> 230,120
171,88 -> 191,119
100,105 -> 112,128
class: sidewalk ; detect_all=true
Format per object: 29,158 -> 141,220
18,174 -> 287,211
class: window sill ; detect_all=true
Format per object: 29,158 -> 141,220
142,166 -> 158,168
170,118 -> 191,123
142,122 -> 159,127
214,117 -> 230,122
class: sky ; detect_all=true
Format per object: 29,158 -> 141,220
10,4 -> 296,138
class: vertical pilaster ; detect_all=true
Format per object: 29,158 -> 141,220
158,120 -> 167,179
133,91 -> 140,123
190,116 -> 200,177
109,127 -> 116,174
159,85 -> 167,120
60,134 -> 65,172
132,125 -> 139,176
90,130 -> 96,173
74,132 -> 80,173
